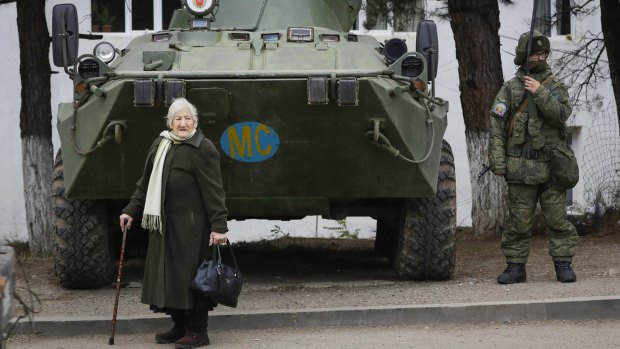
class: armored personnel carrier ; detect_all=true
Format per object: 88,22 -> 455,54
51,0 -> 455,289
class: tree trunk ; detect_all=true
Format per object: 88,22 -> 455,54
16,0 -> 54,254
601,0 -> 620,132
447,0 -> 508,238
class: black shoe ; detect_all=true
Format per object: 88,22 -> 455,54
497,263 -> 527,284
155,325 -> 185,344
554,261 -> 576,282
175,329 -> 210,349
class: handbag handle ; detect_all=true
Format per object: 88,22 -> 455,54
213,242 -> 239,270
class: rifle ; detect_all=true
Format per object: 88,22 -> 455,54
481,5 -> 540,183
525,0 -> 539,117
525,0 -> 539,76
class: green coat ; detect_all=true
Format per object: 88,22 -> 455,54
488,66 -> 572,184
123,130 -> 228,310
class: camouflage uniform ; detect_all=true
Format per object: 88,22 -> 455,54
488,33 -> 578,265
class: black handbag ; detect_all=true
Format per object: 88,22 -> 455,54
190,243 -> 243,308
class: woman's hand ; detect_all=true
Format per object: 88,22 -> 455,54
120,213 -> 133,231
209,232 -> 228,246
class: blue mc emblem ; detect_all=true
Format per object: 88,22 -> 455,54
220,122 -> 280,162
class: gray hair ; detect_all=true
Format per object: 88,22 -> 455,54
165,98 -> 199,128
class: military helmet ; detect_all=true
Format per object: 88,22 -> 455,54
514,31 -> 550,66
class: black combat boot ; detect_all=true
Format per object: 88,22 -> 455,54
155,325 -> 186,344
497,263 -> 527,284
554,261 -> 576,282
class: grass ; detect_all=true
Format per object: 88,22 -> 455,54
2,239 -> 30,256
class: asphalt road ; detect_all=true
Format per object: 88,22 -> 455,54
8,319 -> 620,349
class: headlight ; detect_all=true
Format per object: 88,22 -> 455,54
401,56 -> 424,78
384,38 -> 408,63
93,42 -> 116,64
77,58 -> 100,79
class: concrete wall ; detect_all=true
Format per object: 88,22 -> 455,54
0,2 -> 26,242
0,1 -> 613,241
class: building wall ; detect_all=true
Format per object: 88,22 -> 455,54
0,2 -> 26,242
0,1 -> 613,241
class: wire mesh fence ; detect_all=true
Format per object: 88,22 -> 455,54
580,102 -> 620,218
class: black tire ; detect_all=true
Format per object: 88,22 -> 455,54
52,151 -> 114,289
393,140 -> 457,280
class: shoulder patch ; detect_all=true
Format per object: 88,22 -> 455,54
492,102 -> 507,117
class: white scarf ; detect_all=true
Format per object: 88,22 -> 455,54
141,129 -> 196,234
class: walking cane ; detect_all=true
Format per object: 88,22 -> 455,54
109,224 -> 128,345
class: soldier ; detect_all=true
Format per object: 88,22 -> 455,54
488,31 -> 579,284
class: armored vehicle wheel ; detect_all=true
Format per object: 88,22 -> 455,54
52,151 -> 114,289
393,140 -> 456,280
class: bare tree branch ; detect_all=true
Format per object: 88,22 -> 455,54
429,0 -> 514,24
365,0 -> 515,29
553,33 -> 608,109
363,0 -> 425,31
569,0 -> 598,16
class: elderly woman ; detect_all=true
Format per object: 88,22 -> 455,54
120,98 -> 228,349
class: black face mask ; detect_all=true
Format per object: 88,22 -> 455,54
526,60 -> 549,73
